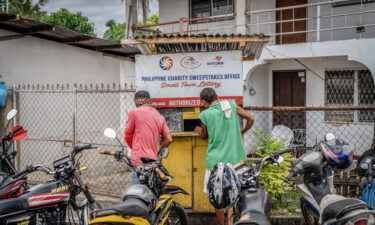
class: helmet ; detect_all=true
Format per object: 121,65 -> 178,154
318,139 -> 353,170
207,163 -> 240,210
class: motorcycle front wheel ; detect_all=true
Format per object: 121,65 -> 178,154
301,201 -> 319,225
167,202 -> 188,225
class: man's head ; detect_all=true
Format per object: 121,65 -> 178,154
134,90 -> 151,107
200,88 -> 218,108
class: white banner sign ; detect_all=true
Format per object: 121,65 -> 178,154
135,51 -> 243,108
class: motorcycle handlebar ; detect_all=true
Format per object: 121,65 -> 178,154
74,144 -> 96,154
274,148 -> 294,157
99,150 -> 115,155
12,164 -> 54,178
154,167 -> 170,182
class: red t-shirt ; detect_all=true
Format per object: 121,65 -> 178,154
125,106 -> 170,166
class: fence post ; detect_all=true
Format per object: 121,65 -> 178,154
316,4 -> 321,42
14,88 -> 21,170
179,18 -> 185,35
73,87 -> 77,147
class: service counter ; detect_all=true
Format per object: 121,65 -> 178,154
158,107 -> 215,213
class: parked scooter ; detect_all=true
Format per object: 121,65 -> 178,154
0,109 -> 28,199
0,144 -> 101,225
233,148 -> 294,225
356,148 -> 375,208
89,128 -> 189,225
285,133 -> 375,225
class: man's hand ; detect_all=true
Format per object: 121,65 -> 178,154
194,126 -> 202,135
237,106 -> 254,135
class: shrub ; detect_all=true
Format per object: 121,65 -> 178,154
251,130 -> 293,207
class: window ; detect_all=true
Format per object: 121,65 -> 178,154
190,0 -> 234,22
325,70 -> 375,123
333,0 -> 375,7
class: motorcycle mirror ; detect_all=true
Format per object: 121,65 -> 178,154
325,133 -> 335,141
104,128 -> 117,139
159,148 -> 169,159
6,109 -> 17,121
273,156 -> 285,166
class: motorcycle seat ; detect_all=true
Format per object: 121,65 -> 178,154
321,198 -> 369,222
234,211 -> 271,225
95,198 -> 150,218
0,195 -> 28,217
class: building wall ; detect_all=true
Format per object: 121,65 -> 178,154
159,0 -> 375,43
0,29 -> 123,85
243,56 -> 374,154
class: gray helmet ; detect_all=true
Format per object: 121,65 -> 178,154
122,184 -> 156,208
208,163 -> 240,210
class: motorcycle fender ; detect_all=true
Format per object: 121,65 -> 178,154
89,215 -> 150,225
236,189 -> 271,223
163,185 -> 189,195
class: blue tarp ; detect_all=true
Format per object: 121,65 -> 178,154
361,178 -> 375,208
0,82 -> 7,108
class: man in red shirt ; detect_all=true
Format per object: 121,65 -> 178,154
125,90 -> 172,184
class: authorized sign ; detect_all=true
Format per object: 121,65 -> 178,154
135,51 -> 243,108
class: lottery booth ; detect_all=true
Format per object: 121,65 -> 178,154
130,35 -> 270,213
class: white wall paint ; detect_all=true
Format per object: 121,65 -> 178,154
0,30 -> 123,85
243,56 -> 374,155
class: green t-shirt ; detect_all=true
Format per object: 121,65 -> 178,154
199,101 -> 247,170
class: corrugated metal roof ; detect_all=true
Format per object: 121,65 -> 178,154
123,33 -> 270,59
0,13 -> 140,57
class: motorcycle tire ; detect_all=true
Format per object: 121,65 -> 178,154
301,201 -> 319,225
167,202 -> 189,225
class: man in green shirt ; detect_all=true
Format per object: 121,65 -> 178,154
195,88 -> 254,225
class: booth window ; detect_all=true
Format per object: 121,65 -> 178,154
325,70 -> 375,123
190,0 -> 234,23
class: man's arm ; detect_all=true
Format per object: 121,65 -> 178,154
194,122 -> 208,140
124,111 -> 135,148
159,120 -> 172,152
236,105 -> 254,135
160,133 -> 172,149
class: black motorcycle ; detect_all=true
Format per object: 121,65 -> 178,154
233,148 -> 294,225
0,144 -> 101,225
0,109 -> 28,200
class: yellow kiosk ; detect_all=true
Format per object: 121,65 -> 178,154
158,106 -> 214,212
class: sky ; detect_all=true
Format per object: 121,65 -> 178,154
43,0 -> 159,38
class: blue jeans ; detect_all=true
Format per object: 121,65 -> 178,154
131,171 -> 140,184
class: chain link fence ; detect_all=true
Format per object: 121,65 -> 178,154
9,84 -> 375,198
14,84 -> 135,197
244,106 -> 375,197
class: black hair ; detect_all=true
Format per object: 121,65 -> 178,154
200,88 -> 218,103
134,90 -> 150,100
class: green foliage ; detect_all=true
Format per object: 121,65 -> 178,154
271,191 -> 301,216
41,8 -> 96,36
252,130 -> 293,206
8,0 -> 48,19
103,19 -> 126,43
134,13 -> 160,36
103,13 -> 159,42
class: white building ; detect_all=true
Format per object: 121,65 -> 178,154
0,13 -> 138,86
150,0 -> 375,153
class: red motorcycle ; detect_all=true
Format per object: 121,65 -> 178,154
0,109 -> 28,199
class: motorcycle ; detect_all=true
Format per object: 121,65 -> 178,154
89,128 -> 189,225
356,148 -> 375,209
233,148 -> 294,225
0,109 -> 28,199
285,133 -> 375,225
0,144 -> 101,225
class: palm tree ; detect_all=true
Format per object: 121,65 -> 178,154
9,0 -> 48,19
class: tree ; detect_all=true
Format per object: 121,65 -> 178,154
103,14 -> 158,42
103,19 -> 126,43
7,0 -> 48,19
41,8 -> 96,36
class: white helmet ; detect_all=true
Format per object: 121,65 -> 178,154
207,163 -> 240,210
